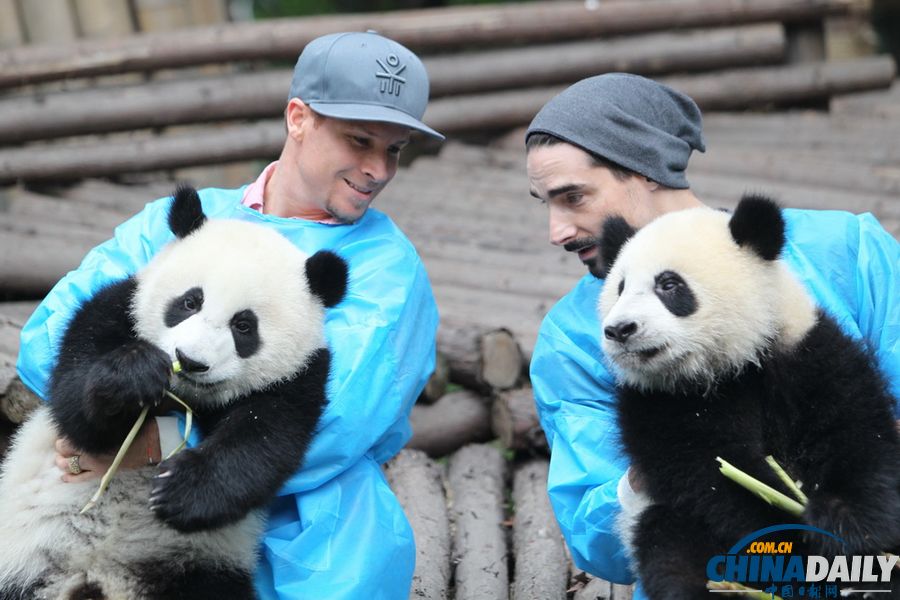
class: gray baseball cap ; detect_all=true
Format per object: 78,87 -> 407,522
527,73 -> 705,189
290,31 -> 444,140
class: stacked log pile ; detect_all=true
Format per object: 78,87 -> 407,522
0,0 -> 893,182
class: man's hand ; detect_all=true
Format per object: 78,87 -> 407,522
55,419 -> 162,483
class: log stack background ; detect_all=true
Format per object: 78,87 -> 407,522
1,1 -> 899,598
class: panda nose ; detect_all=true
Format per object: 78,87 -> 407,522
604,321 -> 637,343
175,348 -> 209,373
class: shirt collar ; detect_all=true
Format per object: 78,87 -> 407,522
241,161 -> 341,225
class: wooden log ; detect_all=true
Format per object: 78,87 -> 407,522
383,449 -> 451,600
73,0 -> 135,39
18,0 -> 79,45
688,171 -> 900,218
512,459 -> 568,600
0,0 -> 854,88
187,0 -> 229,26
0,301 -> 40,326
425,24 -> 785,97
784,20 -> 826,64
0,122 -> 286,183
0,312 -> 23,360
0,377 -> 41,424
424,56 -> 897,132
689,145 -> 900,195
418,352 -> 449,405
0,25 -> 784,144
0,0 -> 24,49
663,56 -> 897,111
1,188 -> 133,232
830,84 -> 900,119
428,285 -> 546,362
1,56 -> 893,182
446,444 -> 509,600
0,71 -> 287,144
134,0 -> 192,32
491,387 -> 548,453
407,390 -> 492,458
0,225 -> 101,297
438,322 -> 523,393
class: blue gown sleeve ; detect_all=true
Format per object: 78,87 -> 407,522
851,214 -> 900,401
530,277 -> 636,585
16,198 -> 173,399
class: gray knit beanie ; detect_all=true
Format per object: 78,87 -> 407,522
526,73 -> 705,189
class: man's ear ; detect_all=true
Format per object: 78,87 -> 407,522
286,98 -> 310,142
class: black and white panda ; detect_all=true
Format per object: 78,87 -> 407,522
599,196 -> 900,598
0,186 -> 348,600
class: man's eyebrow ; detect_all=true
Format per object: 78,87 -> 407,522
546,183 -> 582,198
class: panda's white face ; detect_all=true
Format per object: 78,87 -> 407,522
599,207 -> 816,393
131,219 -> 326,406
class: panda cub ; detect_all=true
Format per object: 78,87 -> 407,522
0,186 -> 348,600
599,196 -> 900,598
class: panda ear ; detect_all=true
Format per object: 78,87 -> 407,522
168,184 -> 207,239
728,194 -> 785,261
305,251 -> 349,308
599,216 -> 636,276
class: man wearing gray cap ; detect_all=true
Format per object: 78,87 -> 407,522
525,73 -> 900,599
18,31 -> 444,599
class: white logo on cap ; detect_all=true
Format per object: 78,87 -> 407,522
376,54 -> 406,96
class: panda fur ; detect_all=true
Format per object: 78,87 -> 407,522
599,196 -> 900,599
0,186 -> 348,600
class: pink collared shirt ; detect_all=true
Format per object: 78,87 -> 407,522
241,161 -> 340,224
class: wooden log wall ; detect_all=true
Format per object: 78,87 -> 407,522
0,0 -> 855,86
0,0 -> 892,182
0,0 -> 229,49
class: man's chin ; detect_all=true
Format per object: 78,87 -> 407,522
328,202 -> 369,224
585,257 -> 608,279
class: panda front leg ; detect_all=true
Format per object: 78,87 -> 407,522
50,278 -> 172,454
632,504 -> 721,600
150,349 -> 331,532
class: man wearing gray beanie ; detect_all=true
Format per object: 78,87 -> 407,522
526,73 -> 900,600
19,31 -> 444,600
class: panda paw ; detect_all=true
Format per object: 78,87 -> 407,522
150,449 -> 236,532
84,341 -> 171,419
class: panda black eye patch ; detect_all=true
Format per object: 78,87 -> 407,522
230,310 -> 260,358
654,270 -> 697,317
164,287 -> 204,328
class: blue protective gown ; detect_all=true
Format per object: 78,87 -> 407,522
17,186 -> 439,600
530,209 -> 900,599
